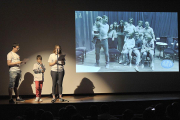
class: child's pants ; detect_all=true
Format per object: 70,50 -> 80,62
35,81 -> 43,97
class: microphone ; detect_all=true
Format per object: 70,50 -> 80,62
57,48 -> 59,53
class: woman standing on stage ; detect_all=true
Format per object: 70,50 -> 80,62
48,45 -> 65,103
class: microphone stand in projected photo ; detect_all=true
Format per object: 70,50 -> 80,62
75,11 -> 179,73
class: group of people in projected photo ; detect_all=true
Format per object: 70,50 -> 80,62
7,43 -> 66,103
91,15 -> 178,72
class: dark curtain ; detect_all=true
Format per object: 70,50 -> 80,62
75,11 -> 178,51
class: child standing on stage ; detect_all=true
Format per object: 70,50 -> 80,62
33,55 -> 46,102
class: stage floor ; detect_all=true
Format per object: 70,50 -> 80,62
1,93 -> 180,120
1,93 -> 180,104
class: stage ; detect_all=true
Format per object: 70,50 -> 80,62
1,93 -> 180,104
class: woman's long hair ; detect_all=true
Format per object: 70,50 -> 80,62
53,45 -> 62,54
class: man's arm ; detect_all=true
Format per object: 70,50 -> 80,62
137,40 -> 142,50
151,41 -> 155,50
147,41 -> 154,51
7,60 -> 22,67
141,42 -> 147,53
151,28 -> 155,41
133,25 -> 136,33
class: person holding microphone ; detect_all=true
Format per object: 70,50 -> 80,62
48,45 -> 65,103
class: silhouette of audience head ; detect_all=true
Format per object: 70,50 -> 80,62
143,107 -> 155,120
63,105 -> 78,120
122,109 -> 134,120
58,107 -> 66,120
24,107 -> 35,120
71,113 -> 84,120
89,105 -> 98,120
100,103 -> 110,114
35,109 -> 45,120
155,103 -> 165,118
12,101 -> 180,120
40,111 -> 54,120
166,102 -> 180,119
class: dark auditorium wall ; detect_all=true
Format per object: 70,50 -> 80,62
0,0 -> 179,95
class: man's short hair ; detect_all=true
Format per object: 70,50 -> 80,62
120,20 -> 123,23
96,16 -> 102,21
124,21 -> 128,25
12,43 -> 19,48
110,24 -> 113,27
138,20 -> 143,23
36,55 -> 42,60
102,15 -> 108,19
114,21 -> 117,24
129,18 -> 134,21
145,21 -> 149,24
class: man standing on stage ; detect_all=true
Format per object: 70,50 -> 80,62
93,15 -> 109,68
135,20 -> 144,41
128,18 -> 136,35
143,21 -> 155,42
7,43 -> 25,103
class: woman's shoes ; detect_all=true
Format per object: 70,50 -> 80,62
51,98 -> 56,103
59,98 -> 64,102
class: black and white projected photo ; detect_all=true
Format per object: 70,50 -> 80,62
75,11 -> 179,72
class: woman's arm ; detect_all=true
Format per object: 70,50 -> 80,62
49,60 -> 57,66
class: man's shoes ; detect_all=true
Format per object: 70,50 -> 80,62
105,64 -> 109,69
9,99 -> 15,104
141,64 -> 144,69
16,97 -> 25,102
134,66 -> 139,72
119,60 -> 122,64
124,62 -> 129,66
151,64 -> 154,71
95,63 -> 99,67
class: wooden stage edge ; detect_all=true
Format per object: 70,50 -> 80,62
1,92 -> 180,105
